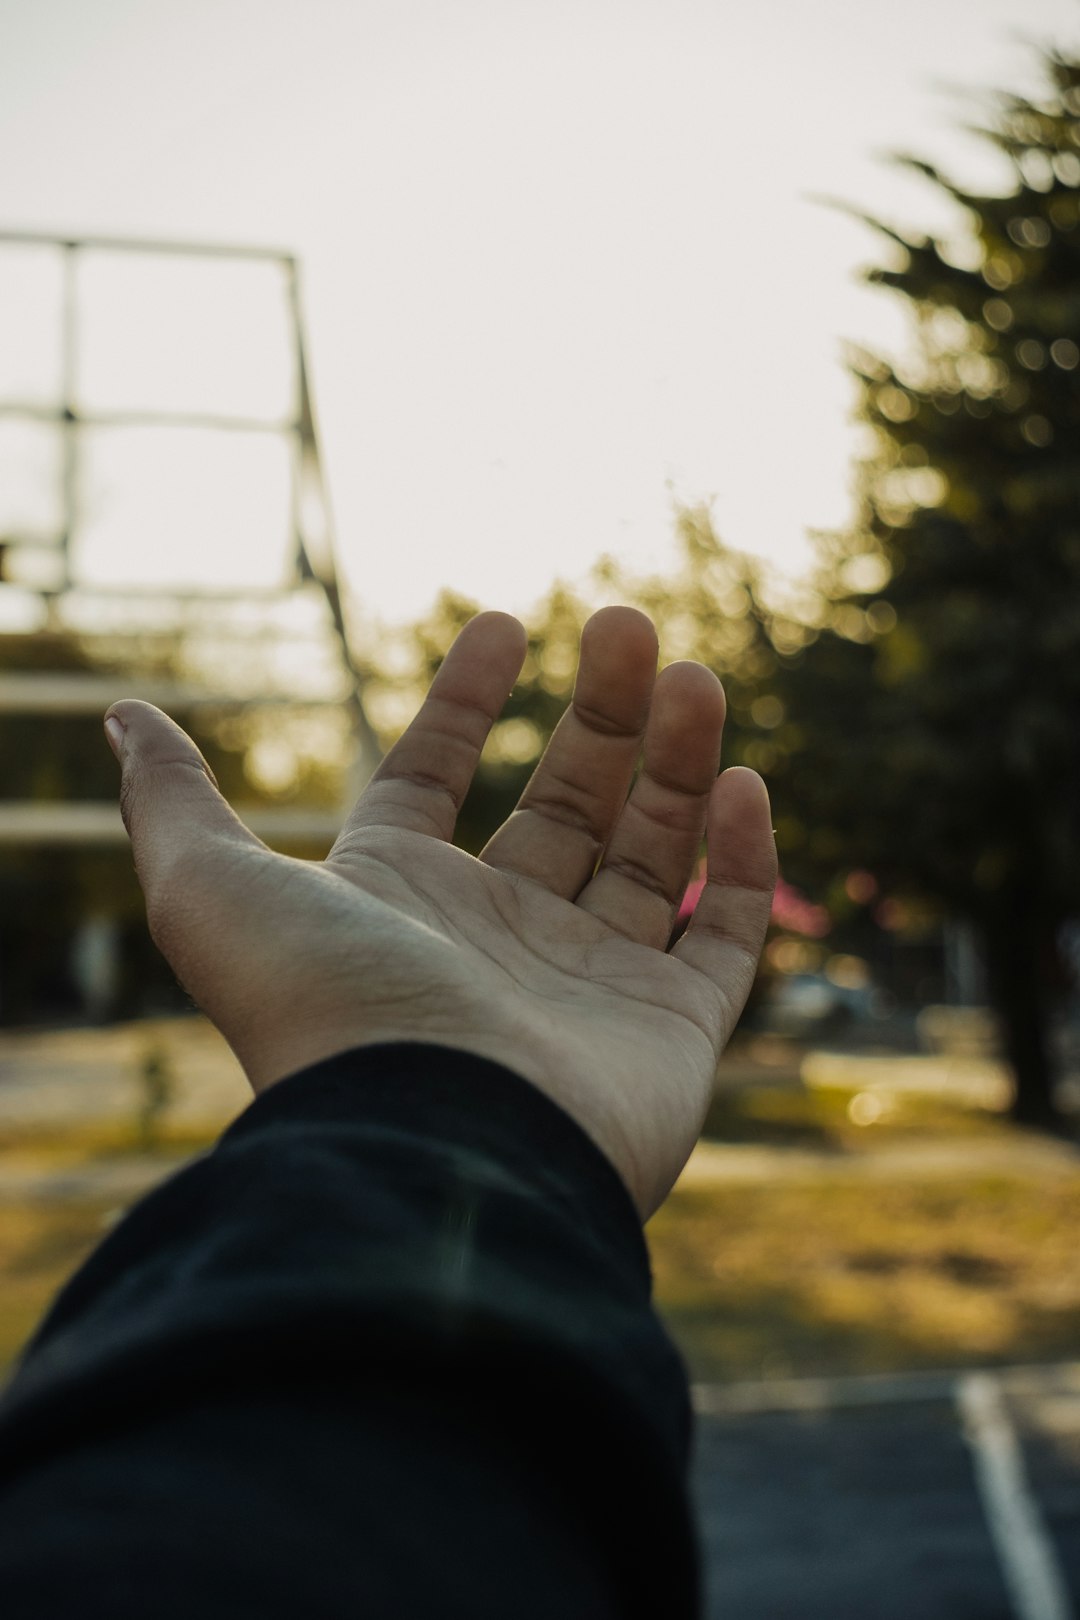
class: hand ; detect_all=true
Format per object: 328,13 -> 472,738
104,607 -> 776,1219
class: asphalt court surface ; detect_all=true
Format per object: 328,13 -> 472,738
691,1365 -> 1080,1619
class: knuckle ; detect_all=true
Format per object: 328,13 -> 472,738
571,697 -> 642,741
601,852 -> 672,903
526,794 -> 607,854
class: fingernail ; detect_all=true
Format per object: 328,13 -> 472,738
104,716 -> 125,759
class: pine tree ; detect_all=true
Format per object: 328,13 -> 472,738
814,49 -> 1080,1122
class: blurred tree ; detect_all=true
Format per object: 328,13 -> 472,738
526,58 -> 1080,1123
774,49 -> 1080,1124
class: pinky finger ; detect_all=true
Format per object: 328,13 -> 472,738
672,768 -> 777,1025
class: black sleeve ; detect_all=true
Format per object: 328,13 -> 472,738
0,1042 -> 700,1619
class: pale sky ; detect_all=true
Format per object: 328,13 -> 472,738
0,0 -> 1078,629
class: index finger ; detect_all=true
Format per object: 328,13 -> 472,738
329,612 -> 528,852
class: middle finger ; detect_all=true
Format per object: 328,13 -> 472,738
479,606 -> 658,896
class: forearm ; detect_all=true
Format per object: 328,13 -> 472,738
0,1043 -> 700,1618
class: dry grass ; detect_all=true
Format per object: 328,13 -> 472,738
650,1174 -> 1080,1383
0,1199 -> 118,1370
700,1077 -> 1013,1149
0,1120 -> 218,1375
652,1081 -> 1080,1382
5,1078 -> 1080,1387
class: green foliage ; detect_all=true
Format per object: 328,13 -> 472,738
774,48 -> 1080,1117
837,57 -> 1080,912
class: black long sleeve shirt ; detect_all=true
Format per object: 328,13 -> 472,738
0,1042 -> 700,1617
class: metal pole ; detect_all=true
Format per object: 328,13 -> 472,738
285,258 -> 383,791
58,241 -> 78,599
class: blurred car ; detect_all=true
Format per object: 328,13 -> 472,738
761,972 -> 880,1038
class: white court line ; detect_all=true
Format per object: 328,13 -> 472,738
957,1372 -> 1075,1620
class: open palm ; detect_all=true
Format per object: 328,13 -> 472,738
106,608 -> 776,1218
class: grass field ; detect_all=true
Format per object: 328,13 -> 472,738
3,1068 -> 1080,1385
651,1170 -> 1080,1383
651,1079 -> 1080,1381
0,1118 -> 217,1370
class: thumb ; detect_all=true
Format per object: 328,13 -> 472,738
104,699 -> 264,920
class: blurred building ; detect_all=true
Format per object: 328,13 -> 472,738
0,231 -> 379,1024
